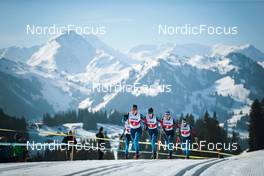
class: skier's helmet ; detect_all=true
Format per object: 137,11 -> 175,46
131,104 -> 138,114
182,118 -> 187,126
132,104 -> 138,110
164,111 -> 171,119
148,107 -> 154,114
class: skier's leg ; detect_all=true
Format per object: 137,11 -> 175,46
134,127 -> 142,155
148,129 -> 156,158
70,147 -> 74,161
130,128 -> 136,152
181,137 -> 188,158
168,131 -> 174,159
125,137 -> 129,154
148,130 -> 154,153
165,132 -> 172,159
165,132 -> 169,156
125,135 -> 130,158
65,150 -> 69,160
152,130 -> 158,155
168,135 -> 173,158
185,138 -> 190,158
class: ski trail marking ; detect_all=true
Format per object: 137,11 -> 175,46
64,162 -> 132,176
64,160 -> 149,176
174,159 -> 216,176
63,164 -> 120,176
82,164 -> 128,176
191,158 -> 227,176
85,160 -> 152,176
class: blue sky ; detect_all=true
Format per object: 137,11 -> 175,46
0,0 -> 264,51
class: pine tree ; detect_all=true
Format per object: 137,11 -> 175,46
248,99 -> 263,151
260,98 -> 264,148
195,111 -> 228,151
231,130 -> 241,154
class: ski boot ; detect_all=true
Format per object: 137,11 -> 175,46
168,154 -> 172,159
134,154 -> 139,160
151,153 -> 157,159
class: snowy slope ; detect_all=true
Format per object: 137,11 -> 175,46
128,43 -> 210,61
0,58 -> 90,119
0,150 -> 263,176
211,44 -> 264,62
0,158 -> 214,176
72,50 -> 132,84
28,31 -> 97,73
27,32 -> 135,74
0,45 -> 40,63
187,55 -> 237,74
86,51 -> 260,122
201,150 -> 264,176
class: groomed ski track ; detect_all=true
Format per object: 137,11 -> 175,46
0,150 -> 263,176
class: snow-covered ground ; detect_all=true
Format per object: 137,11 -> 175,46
29,123 -> 122,142
0,150 -> 263,176
201,150 -> 264,176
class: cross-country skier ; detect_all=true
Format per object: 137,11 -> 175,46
124,104 -> 145,159
120,117 -> 132,159
177,118 -> 197,159
160,111 -> 176,159
143,107 -> 160,159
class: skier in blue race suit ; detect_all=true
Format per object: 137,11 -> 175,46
124,104 -> 145,159
120,118 -> 132,159
143,107 -> 161,159
178,118 -> 197,159
161,111 -> 176,159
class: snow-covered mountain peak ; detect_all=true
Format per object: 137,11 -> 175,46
2,38 -> 264,133
211,44 -> 264,62
211,44 -> 238,56
86,49 -> 128,70
70,49 -> 133,85
188,54 -> 238,74
41,31 -> 93,51
27,31 -> 98,73
27,38 -> 60,72
128,43 -> 210,62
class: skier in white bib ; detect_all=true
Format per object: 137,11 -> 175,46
177,118 -> 197,159
120,118 -> 132,159
161,111 -> 176,159
124,104 -> 145,159
143,107 -> 161,159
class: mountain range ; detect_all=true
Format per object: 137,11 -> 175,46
1,32 -> 264,132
